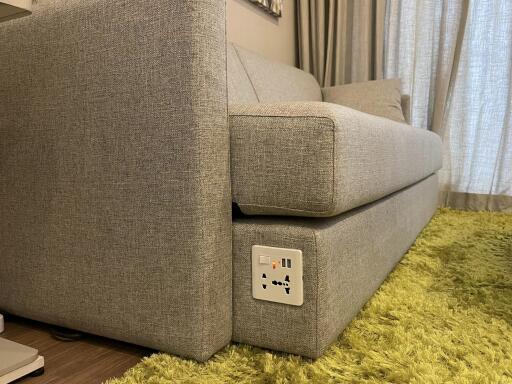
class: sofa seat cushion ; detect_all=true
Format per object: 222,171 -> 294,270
230,102 -> 442,217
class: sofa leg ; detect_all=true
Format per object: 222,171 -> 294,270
50,326 -> 84,341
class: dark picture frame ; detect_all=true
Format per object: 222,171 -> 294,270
248,0 -> 283,17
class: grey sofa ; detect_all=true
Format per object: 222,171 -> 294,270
0,1 -> 442,362
228,44 -> 442,358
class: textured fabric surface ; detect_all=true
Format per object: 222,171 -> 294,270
0,0 -> 231,361
232,174 -> 439,358
106,208 -> 512,383
385,1 -> 512,211
322,79 -> 406,123
227,43 -> 258,104
233,44 -> 322,103
230,102 -> 442,217
297,0 -> 386,87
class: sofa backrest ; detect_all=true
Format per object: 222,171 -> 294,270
228,43 -> 322,103
227,44 -> 259,103
227,43 -> 412,125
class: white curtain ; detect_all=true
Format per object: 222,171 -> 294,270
384,0 -> 512,211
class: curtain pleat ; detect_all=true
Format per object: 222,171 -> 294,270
297,0 -> 386,87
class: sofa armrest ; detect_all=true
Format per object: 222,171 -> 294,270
0,0 -> 230,361
230,102 -> 442,217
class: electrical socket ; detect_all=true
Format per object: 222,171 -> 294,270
252,245 -> 303,306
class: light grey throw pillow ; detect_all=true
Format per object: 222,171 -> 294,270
322,79 -> 406,123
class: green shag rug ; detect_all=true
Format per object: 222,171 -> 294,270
106,209 -> 512,384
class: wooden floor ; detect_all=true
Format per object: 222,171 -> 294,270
1,316 -> 151,384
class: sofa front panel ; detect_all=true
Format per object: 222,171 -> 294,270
0,0 -> 231,361
232,174 -> 439,358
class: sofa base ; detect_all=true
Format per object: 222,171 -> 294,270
232,174 -> 438,358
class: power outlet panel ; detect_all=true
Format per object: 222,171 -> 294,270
252,245 -> 303,306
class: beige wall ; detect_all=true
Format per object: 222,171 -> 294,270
227,0 -> 297,66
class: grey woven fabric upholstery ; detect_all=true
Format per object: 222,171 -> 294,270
0,0 -> 231,361
233,174 -> 439,358
322,79 -> 406,123
230,102 -> 442,217
230,44 -> 322,102
228,43 -> 258,104
226,45 -> 412,126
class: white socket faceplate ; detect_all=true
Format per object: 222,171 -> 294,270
252,245 -> 303,306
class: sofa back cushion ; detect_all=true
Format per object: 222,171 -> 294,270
322,79 -> 406,123
228,43 -> 322,103
228,44 -> 259,103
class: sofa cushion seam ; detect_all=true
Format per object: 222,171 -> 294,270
233,45 -> 261,102
230,114 -> 336,129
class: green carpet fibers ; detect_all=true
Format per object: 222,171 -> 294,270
106,209 -> 512,384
